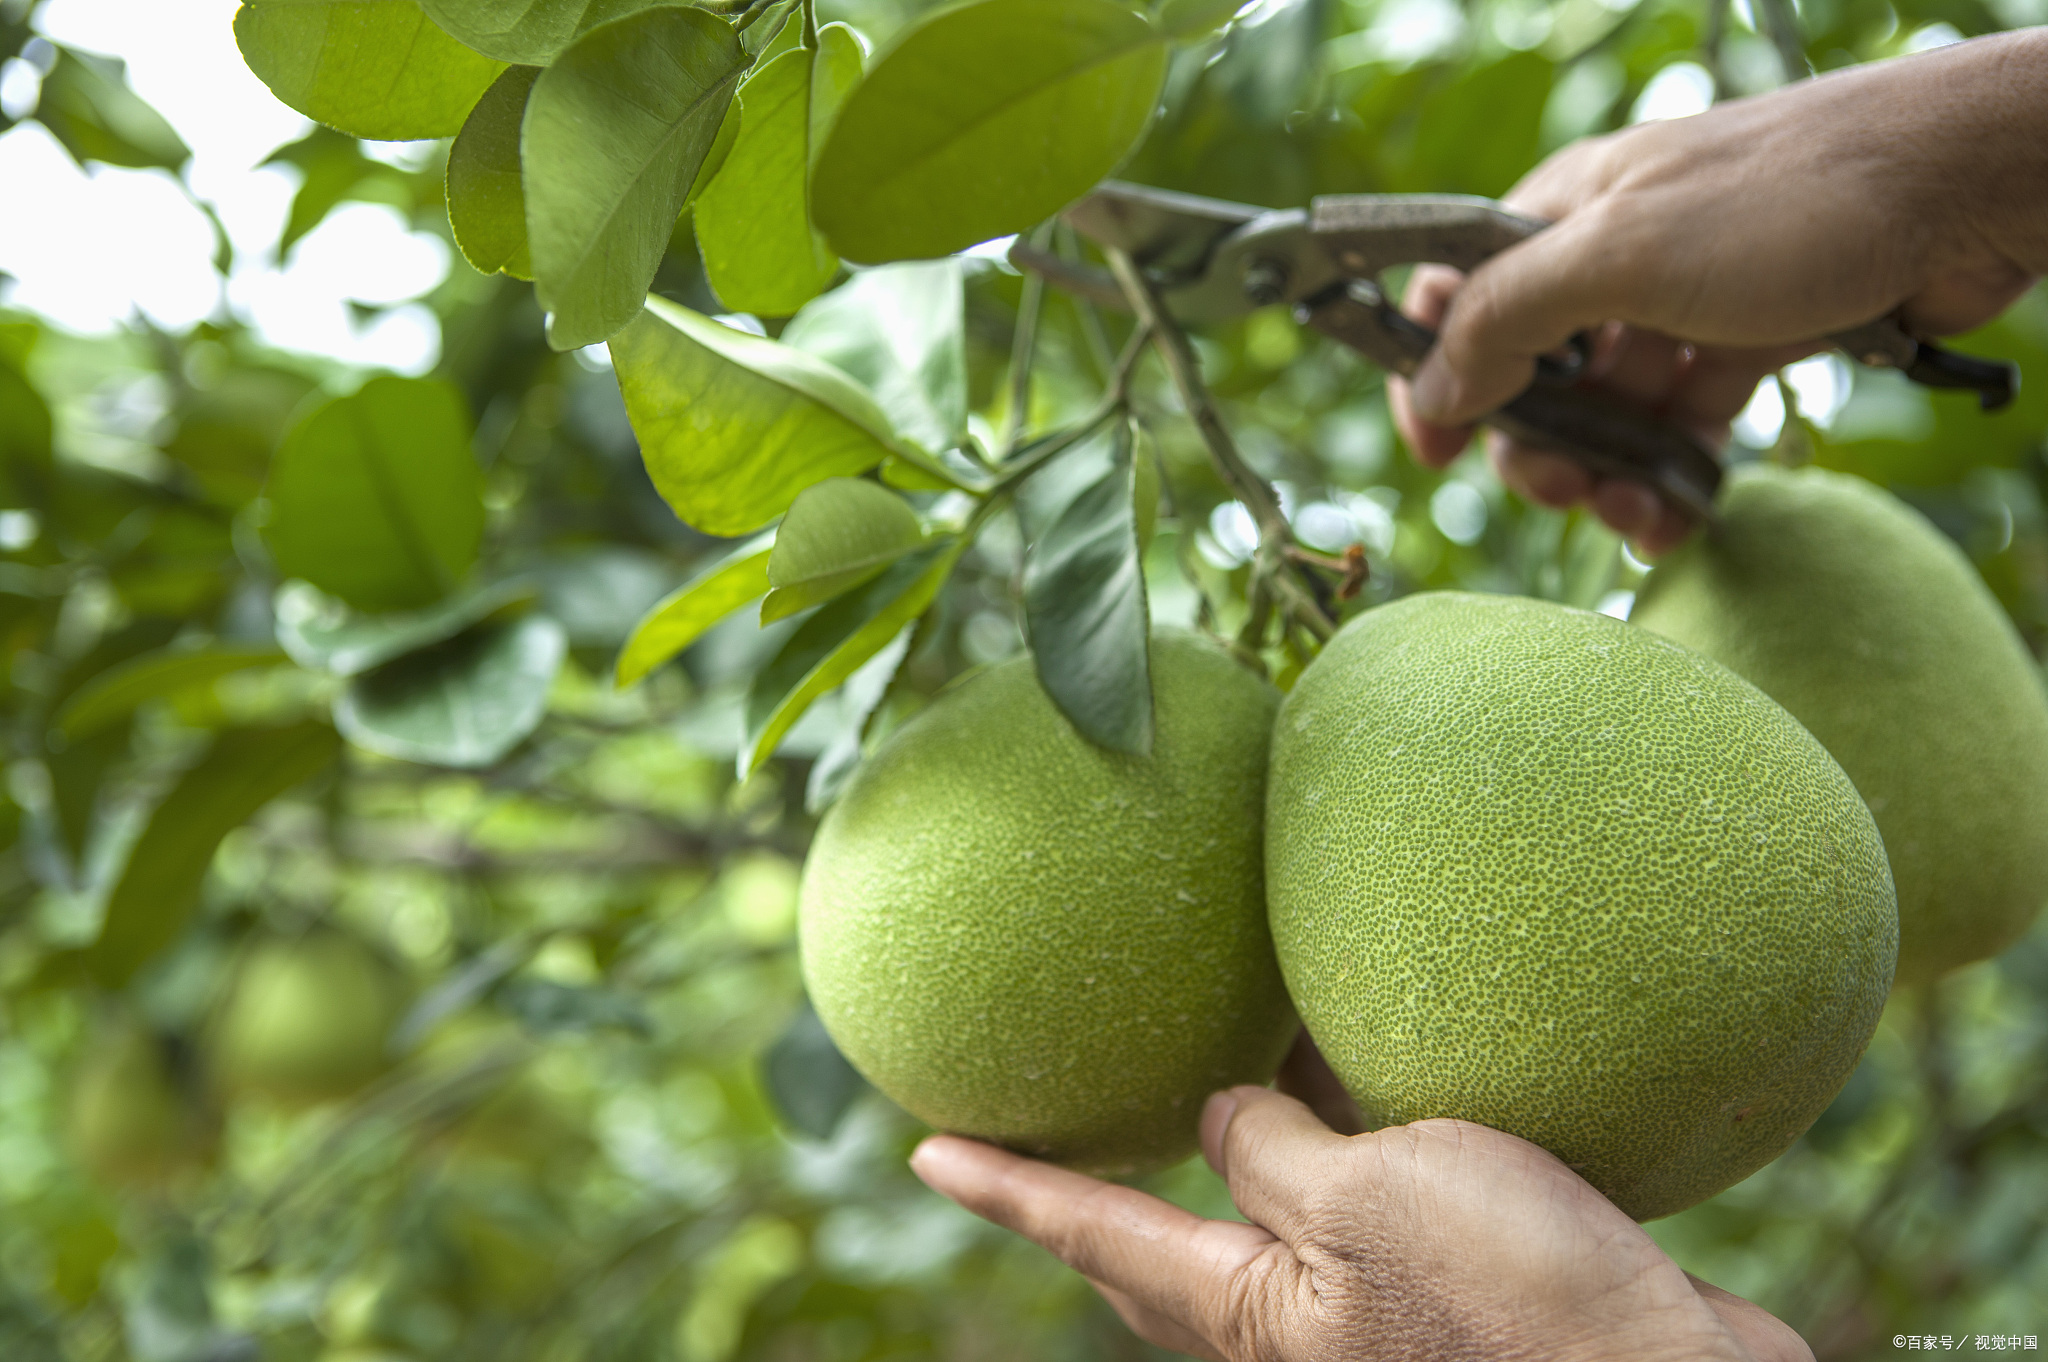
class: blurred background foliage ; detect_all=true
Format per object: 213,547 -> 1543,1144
1,0 -> 2045,1358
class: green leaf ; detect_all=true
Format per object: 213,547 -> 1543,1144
276,578 -> 535,676
33,47 -> 189,171
264,376 -> 485,613
82,723 -> 342,987
523,6 -> 746,349
1021,421 -> 1152,754
686,94 -> 742,206
446,63 -> 539,278
611,297 -> 907,536
418,0 -> 679,64
335,613 -> 566,767
57,645 -> 290,741
0,355 -> 54,507
613,534 -> 773,688
1155,0 -> 1249,38
233,0 -> 506,140
762,1001 -> 868,1139
762,477 -> 924,623
261,126 -> 414,256
741,539 -> 960,773
695,24 -> 863,317
812,0 -> 1167,263
782,260 -> 966,454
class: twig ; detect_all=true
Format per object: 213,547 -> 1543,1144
986,322 -> 1151,499
1753,0 -> 1811,83
1103,247 -> 1337,644
1058,222 -> 1119,379
999,224 -> 1053,458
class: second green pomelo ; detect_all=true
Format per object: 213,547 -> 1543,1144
1267,593 -> 1896,1220
799,631 -> 1298,1176
1632,464 -> 2048,987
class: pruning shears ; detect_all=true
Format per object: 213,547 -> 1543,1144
1017,181 -> 2020,524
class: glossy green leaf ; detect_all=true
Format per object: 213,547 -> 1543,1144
276,578 -> 534,677
696,25 -> 863,317
335,613 -> 566,768
33,47 -> 189,171
812,0 -> 1167,263
613,534 -> 773,687
611,298 -> 907,536
762,477 -> 923,623
264,376 -> 485,613
419,0 -> 673,64
83,723 -> 342,986
782,260 -> 966,454
523,7 -> 745,349
57,646 -> 290,740
446,63 -> 539,278
233,0 -> 505,140
741,539 -> 960,773
762,1001 -> 868,1139
1021,422 -> 1151,754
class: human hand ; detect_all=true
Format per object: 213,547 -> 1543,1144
911,1084 -> 1813,1362
1390,29 -> 2047,555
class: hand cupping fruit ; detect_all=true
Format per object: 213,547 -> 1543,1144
796,471 -> 2048,1217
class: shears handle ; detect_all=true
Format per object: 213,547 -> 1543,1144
1295,280 -> 1724,520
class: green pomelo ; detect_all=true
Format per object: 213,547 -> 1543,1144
212,931 -> 403,1105
66,1019 -> 216,1189
1267,592 -> 1896,1220
799,630 -> 1297,1176
1632,464 -> 2048,988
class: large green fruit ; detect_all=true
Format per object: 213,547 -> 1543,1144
799,630 -> 1297,1176
212,930 -> 403,1105
1633,464 -> 2048,988
66,1018 -> 217,1189
1267,592 -> 1896,1220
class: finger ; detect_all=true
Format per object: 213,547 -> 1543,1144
1663,344 -> 1809,431
1587,327 -> 1688,407
1410,211 -> 1632,426
1390,375 -> 1477,468
1399,263 -> 1464,328
910,1135 -> 1277,1343
1273,1028 -> 1368,1136
1490,440 -> 1592,510
1590,478 -> 1664,542
1201,1086 -> 1350,1245
1089,1279 -> 1224,1362
1632,503 -> 1697,558
1687,1275 -> 1816,1362
1391,266 -> 1480,467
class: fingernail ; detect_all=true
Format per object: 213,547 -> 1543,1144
1203,1089 -> 1241,1130
1410,360 -> 1455,423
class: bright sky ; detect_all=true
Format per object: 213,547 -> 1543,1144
0,0 -> 451,371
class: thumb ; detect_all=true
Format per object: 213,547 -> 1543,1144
1408,211 -> 1626,426
1200,1086 -> 1350,1246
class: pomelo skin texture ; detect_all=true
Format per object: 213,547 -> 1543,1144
799,630 -> 1297,1177
1267,593 -> 1897,1221
1633,464 -> 2048,989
